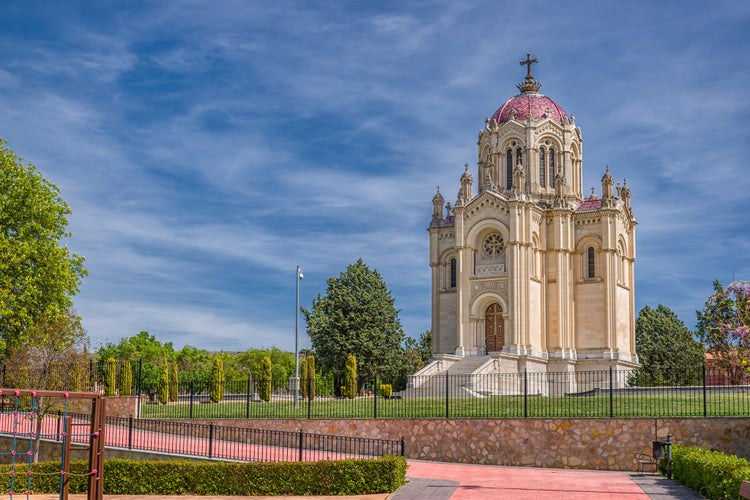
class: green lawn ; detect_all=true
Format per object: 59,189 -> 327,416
139,392 -> 750,419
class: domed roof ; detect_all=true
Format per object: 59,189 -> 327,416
489,52 -> 569,126
490,92 -> 568,126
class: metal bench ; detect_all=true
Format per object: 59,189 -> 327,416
635,452 -> 657,473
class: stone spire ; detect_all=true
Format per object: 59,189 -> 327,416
601,166 -> 615,207
457,163 -> 473,206
431,186 -> 445,226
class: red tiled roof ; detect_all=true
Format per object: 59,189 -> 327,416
576,199 -> 602,211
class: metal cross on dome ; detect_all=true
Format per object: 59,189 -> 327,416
520,52 -> 539,78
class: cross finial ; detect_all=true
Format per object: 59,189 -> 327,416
520,52 -> 539,79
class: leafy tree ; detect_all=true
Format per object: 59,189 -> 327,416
174,345 -> 212,386
158,355 -> 169,405
169,361 -> 179,402
236,347 -> 294,390
210,356 -> 225,403
343,354 -> 357,399
96,331 -> 174,397
631,305 -> 704,386
0,139 -> 87,352
258,356 -> 272,402
302,259 -> 407,387
697,280 -> 750,384
404,330 -> 432,375
104,357 -> 117,396
119,360 -> 133,396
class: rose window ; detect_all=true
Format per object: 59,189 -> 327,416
483,234 -> 505,257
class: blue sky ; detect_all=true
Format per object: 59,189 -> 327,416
1,1 -> 749,352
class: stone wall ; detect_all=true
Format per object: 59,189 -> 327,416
196,417 -> 750,471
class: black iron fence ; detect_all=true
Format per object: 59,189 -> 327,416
3,360 -> 749,419
5,412 -> 404,462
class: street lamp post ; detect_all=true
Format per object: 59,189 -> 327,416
294,265 -> 303,408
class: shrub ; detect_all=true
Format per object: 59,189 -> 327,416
669,444 -> 750,499
210,356 -> 225,403
104,357 -> 117,396
118,361 -> 132,396
380,384 -> 393,398
0,457 -> 407,496
258,356 -> 272,402
343,354 -> 357,399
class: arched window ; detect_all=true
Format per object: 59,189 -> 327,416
587,247 -> 595,278
549,147 -> 556,183
450,258 -> 457,289
539,148 -> 546,187
506,149 -> 513,189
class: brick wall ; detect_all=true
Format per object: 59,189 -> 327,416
198,417 -> 750,471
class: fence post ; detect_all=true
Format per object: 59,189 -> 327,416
298,429 -> 304,462
702,362 -> 708,417
137,359 -> 143,419
373,376 -> 378,419
128,415 -> 133,450
89,359 -> 94,390
523,370 -> 528,418
609,367 -> 614,418
445,371 -> 449,419
246,375 -> 252,419
208,423 -> 214,459
400,436 -> 405,457
307,377 -> 312,420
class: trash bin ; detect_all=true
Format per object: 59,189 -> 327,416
652,440 -> 665,460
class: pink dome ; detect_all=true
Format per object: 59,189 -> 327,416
490,93 -> 568,126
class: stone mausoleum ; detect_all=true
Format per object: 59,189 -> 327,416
423,54 -> 638,385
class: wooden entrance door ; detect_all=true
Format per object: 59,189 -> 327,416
485,303 -> 504,352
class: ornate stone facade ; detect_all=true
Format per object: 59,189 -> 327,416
428,54 -> 638,374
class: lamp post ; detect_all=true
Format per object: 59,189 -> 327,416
294,265 -> 303,408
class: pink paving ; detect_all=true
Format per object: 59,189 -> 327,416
405,461 -> 650,500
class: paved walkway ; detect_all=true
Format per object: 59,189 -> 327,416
393,461 -> 702,500
24,461 -> 702,500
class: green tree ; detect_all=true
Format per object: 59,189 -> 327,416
0,139 -> 87,352
174,345 -> 212,386
258,356 -> 272,402
697,280 -> 750,384
104,357 -> 117,396
632,305 -> 704,386
96,331 -> 174,398
343,354 -> 357,399
158,355 -> 169,405
169,360 -> 179,402
302,259 -> 407,387
236,347 -> 295,390
306,354 -> 316,401
210,356 -> 225,403
404,330 -> 432,375
119,360 -> 133,396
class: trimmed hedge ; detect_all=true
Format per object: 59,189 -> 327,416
0,456 -> 406,496
668,444 -> 750,500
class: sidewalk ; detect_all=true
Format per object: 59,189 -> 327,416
393,461 -> 702,500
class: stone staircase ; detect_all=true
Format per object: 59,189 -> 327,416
397,356 -> 498,399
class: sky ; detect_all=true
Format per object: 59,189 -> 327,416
1,1 -> 749,353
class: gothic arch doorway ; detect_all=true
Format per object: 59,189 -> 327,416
485,303 -> 504,352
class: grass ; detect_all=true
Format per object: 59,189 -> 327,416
139,391 -> 750,419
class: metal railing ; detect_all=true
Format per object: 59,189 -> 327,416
11,413 -> 405,463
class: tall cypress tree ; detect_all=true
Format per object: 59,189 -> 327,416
210,356 -> 225,403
